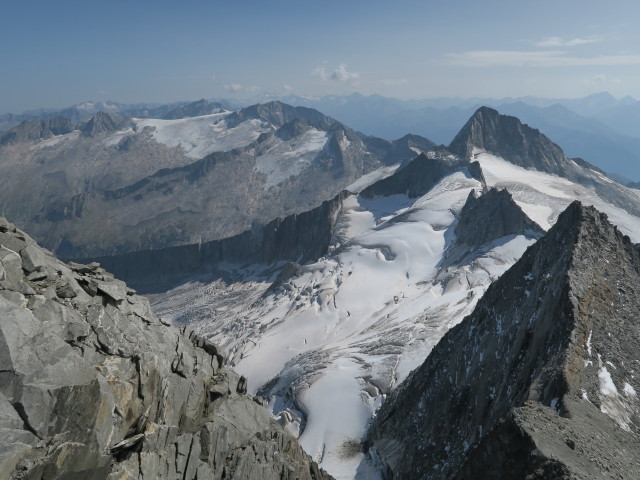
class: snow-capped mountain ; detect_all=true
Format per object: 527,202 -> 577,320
140,107 -> 640,479
0,101 -> 434,257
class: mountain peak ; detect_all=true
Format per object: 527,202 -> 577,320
366,200 -> 640,478
448,106 -> 570,176
80,111 -> 125,137
162,99 -> 225,119
359,151 -> 484,199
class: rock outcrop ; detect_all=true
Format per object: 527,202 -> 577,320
359,150 -> 485,199
0,217 -> 332,479
454,188 -> 544,249
366,202 -> 640,479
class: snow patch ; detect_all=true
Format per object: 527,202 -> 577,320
255,128 -> 329,189
28,130 -> 80,150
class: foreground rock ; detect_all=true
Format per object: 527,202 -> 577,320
0,218 -> 332,479
366,202 -> 640,479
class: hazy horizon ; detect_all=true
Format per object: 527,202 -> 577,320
4,0 -> 640,114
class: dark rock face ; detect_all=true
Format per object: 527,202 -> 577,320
359,151 -> 485,199
162,99 -> 225,119
454,188 -> 544,249
449,106 -> 569,175
0,117 -> 75,145
81,191 -> 347,292
366,202 -> 640,479
80,111 -> 125,137
0,217 -> 332,479
227,101 -> 338,131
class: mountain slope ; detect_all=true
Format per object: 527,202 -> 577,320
149,152 -> 545,479
0,217 -> 332,479
0,101 -> 434,257
366,201 -> 640,479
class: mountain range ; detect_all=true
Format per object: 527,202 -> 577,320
0,101 -> 433,257
92,105 -> 640,478
2,97 -> 640,479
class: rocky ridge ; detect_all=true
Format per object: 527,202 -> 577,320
0,117 -> 76,145
0,217 -> 332,479
365,202 -> 640,479
359,150 -> 485,199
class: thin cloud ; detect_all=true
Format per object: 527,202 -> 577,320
224,83 -> 243,92
445,50 -> 640,67
331,64 -> 359,83
312,65 -> 330,81
533,35 -> 603,48
312,63 -> 360,85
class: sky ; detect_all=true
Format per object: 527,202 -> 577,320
3,0 -> 640,113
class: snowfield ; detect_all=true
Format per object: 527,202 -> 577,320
152,149 -> 640,479
131,112 -> 274,158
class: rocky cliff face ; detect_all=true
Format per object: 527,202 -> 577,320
0,218 -> 332,480
366,202 -> 640,479
85,191 -> 348,292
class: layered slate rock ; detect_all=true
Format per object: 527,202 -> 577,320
366,202 -> 640,479
0,218 -> 332,480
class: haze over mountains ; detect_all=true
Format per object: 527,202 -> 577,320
2,94 -> 640,479
3,91 -> 640,184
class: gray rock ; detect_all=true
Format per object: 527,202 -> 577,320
20,245 -> 48,273
0,218 -> 333,480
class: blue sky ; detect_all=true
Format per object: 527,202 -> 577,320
3,0 -> 640,113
